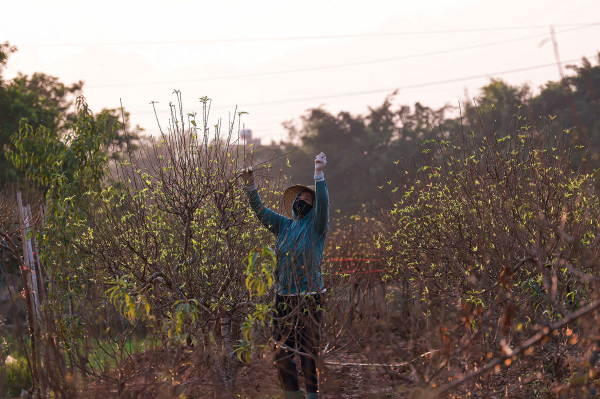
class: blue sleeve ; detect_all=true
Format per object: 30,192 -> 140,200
245,185 -> 289,236
313,179 -> 329,236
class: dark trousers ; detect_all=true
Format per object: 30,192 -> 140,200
273,293 -> 322,393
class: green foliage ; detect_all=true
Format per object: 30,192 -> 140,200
236,245 -> 277,363
0,42 -> 83,183
7,91 -> 283,392
8,96 -> 118,187
244,244 -> 276,298
376,111 -> 600,321
458,78 -> 532,134
59,314 -> 85,343
6,95 -> 129,368
0,42 -> 142,183
0,318 -> 32,397
170,299 -> 201,338
96,107 -> 144,159
8,96 -> 121,318
532,54 -> 600,141
106,278 -> 153,324
3,356 -> 32,398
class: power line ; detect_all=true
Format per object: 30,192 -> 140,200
129,55 -> 593,115
23,22 -> 599,47
87,24 -> 600,89
229,57 -> 592,108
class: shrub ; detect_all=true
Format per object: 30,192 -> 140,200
373,110 -> 600,396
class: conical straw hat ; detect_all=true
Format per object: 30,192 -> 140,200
282,184 -> 316,218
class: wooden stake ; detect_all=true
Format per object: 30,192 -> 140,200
16,191 -> 42,395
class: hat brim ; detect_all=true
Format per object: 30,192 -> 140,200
283,184 -> 316,218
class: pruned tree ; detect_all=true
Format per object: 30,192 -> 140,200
373,107 -> 600,397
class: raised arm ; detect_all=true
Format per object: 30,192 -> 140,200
240,167 -> 289,236
313,152 -> 329,236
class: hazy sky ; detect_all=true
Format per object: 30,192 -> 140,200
2,0 -> 599,143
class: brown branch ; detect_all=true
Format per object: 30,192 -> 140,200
0,229 -> 20,253
0,243 -> 16,254
466,256 -> 535,295
132,271 -> 189,303
432,299 -> 600,397
564,261 -> 600,283
135,271 -> 170,294
324,350 -> 437,369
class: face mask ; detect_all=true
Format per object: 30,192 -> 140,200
293,199 -> 313,216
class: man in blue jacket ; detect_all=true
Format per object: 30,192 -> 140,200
241,152 -> 328,399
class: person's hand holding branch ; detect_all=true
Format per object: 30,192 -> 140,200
240,166 -> 255,187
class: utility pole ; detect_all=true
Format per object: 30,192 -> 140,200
549,25 -> 587,147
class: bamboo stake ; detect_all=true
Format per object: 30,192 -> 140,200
16,191 -> 42,395
27,205 -> 47,303
26,204 -> 54,396
19,200 -> 48,397
17,193 -> 41,321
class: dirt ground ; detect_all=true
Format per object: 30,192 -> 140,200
234,354 -> 398,399
78,341 -> 595,399
229,343 -> 597,399
189,351 -> 576,399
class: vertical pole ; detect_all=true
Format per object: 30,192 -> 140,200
19,199 -> 48,397
39,205 -> 52,291
17,193 -> 41,322
16,191 -> 41,394
27,205 -> 47,303
549,25 -> 586,146
26,204 -> 52,396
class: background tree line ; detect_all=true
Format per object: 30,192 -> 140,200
257,53 -> 600,216
2,41 -> 599,217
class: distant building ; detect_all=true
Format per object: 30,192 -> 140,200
233,129 -> 283,167
240,129 -> 261,147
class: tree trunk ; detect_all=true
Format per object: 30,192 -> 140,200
220,311 -> 238,392
200,325 -> 234,399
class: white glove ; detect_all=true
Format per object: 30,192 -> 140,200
314,152 -> 327,178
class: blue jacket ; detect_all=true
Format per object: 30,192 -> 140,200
245,178 -> 329,294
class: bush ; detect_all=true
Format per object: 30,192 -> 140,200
373,110 -> 600,396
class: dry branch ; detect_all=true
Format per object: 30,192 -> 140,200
433,299 -> 600,397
